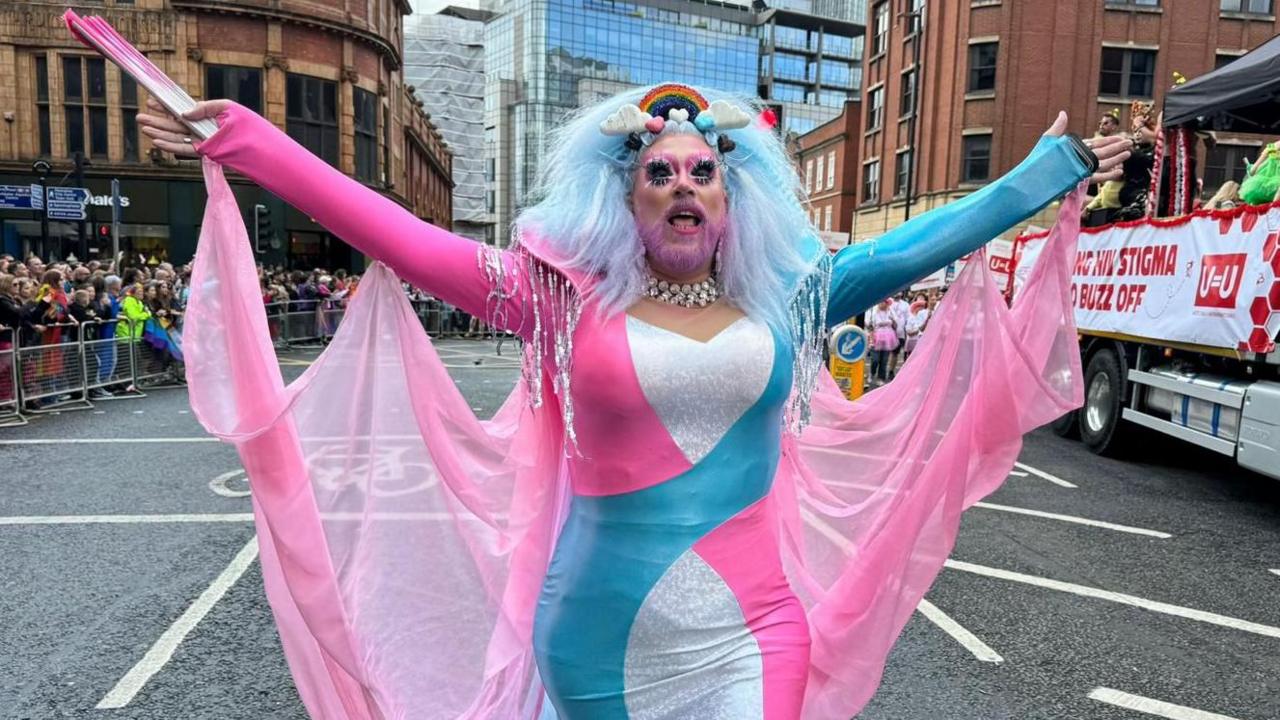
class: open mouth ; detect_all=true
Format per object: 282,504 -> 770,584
668,212 -> 702,229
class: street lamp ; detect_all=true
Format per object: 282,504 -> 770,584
31,159 -> 51,260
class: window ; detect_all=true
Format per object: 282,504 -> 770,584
87,58 -> 107,158
900,68 -> 917,117
907,0 -> 924,35
896,149 -> 912,197
867,86 -> 884,131
1221,0 -> 1272,14
286,73 -> 339,166
826,150 -> 835,189
35,55 -> 50,156
872,2 -> 889,57
1203,144 -> 1261,191
805,159 -> 814,193
823,205 -> 832,231
962,134 -> 992,183
1216,53 -> 1243,69
63,57 -> 84,156
1099,48 -> 1156,98
968,43 -> 998,93
205,65 -> 262,113
120,74 -> 138,161
815,155 -> 825,192
354,87 -> 378,183
62,57 -> 108,159
1107,0 -> 1159,6
862,159 -> 880,203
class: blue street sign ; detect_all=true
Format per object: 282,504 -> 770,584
830,324 -> 869,364
0,184 -> 43,211
46,186 -> 90,221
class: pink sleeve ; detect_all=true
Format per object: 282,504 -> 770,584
194,102 -> 528,335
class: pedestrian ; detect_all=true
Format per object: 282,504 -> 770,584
903,293 -> 930,361
868,297 -> 898,384
141,82 -> 1126,719
889,292 -> 910,378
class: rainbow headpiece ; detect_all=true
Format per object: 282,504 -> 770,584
600,83 -> 753,155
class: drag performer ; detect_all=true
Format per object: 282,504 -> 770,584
138,84 -> 1126,719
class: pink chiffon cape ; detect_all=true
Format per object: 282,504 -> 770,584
184,158 -> 1085,719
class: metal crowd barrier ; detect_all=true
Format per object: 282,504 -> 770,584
0,295 -> 520,427
0,327 -> 24,427
0,316 -> 186,424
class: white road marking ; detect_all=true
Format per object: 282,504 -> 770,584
916,598 -> 1004,663
946,559 -> 1280,639
0,437 -> 218,445
96,537 -> 260,709
0,513 -> 255,525
1008,470 -> 1028,477
972,502 -> 1172,538
209,469 -> 251,498
1269,569 -> 1280,578
1013,462 -> 1077,488
800,512 -> 1003,662
1087,688 -> 1241,720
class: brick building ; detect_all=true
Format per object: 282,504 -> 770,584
0,0 -> 453,269
796,98 -> 861,250
851,0 -> 1280,243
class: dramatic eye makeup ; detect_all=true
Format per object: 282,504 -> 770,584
644,158 -> 674,186
690,157 -> 718,185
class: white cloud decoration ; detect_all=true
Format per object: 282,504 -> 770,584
701,100 -> 752,131
599,104 -> 652,135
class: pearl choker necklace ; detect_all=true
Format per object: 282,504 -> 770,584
645,274 -> 720,307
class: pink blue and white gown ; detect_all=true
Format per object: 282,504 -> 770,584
183,103 -> 1091,719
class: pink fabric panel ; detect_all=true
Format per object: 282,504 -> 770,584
780,188 -> 1088,719
566,309 -> 692,496
694,495 -> 810,720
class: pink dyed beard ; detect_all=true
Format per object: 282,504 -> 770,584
638,216 -> 727,278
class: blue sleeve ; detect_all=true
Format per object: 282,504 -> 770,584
826,134 -> 1092,324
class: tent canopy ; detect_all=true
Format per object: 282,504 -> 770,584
1164,33 -> 1280,132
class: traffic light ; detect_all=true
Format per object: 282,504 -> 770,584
253,203 -> 272,253
98,224 -> 111,238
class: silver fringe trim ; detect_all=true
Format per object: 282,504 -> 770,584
786,252 -> 832,433
476,235 -> 584,454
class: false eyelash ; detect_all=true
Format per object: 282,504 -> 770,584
645,159 -> 673,186
691,158 -> 718,185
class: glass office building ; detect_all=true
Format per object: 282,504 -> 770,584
482,0 -> 864,243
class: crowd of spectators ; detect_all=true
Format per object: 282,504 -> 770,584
0,253 -> 191,404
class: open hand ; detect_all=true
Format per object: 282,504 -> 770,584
136,98 -> 231,157
1044,111 -> 1130,185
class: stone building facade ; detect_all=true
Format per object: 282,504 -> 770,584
0,0 -> 453,269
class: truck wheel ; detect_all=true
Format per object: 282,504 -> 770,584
1050,410 -> 1079,438
1078,348 -> 1127,455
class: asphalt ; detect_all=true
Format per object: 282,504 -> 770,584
2,341 -> 1278,720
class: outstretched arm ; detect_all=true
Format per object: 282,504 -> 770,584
827,113 -> 1129,323
139,100 -> 527,335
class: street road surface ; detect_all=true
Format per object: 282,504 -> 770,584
2,339 -> 1277,720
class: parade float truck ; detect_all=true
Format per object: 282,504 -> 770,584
1012,203 -> 1280,479
1008,36 -> 1280,479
